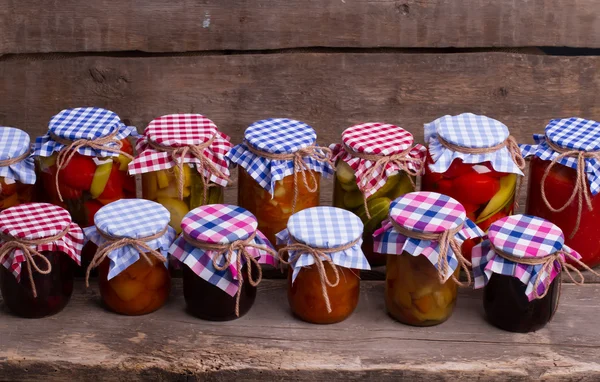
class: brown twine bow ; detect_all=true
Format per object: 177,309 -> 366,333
491,243 -> 600,318
247,143 -> 334,214
278,236 -> 360,313
51,129 -> 134,202
343,143 -> 423,219
0,149 -> 31,194
389,219 -> 472,286
438,135 -> 526,209
0,226 -> 69,298
85,226 -> 169,287
183,231 -> 276,317
540,139 -> 600,239
149,135 -> 229,204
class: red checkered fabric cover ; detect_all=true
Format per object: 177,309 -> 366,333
331,123 -> 426,197
128,114 -> 232,186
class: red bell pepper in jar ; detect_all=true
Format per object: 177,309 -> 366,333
421,114 -> 525,263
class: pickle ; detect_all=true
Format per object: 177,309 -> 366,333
355,197 -> 391,233
207,187 -> 223,204
189,171 -> 205,208
343,190 -> 364,209
370,173 -> 402,200
386,175 -> 415,200
336,161 -> 356,184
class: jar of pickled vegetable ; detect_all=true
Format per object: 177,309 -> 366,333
128,114 -> 231,235
0,127 -> 36,211
227,119 -> 334,245
84,199 -> 176,315
521,118 -> 600,268
0,203 -> 84,318
421,113 -> 525,262
277,207 -> 370,324
170,204 -> 277,320
34,107 -> 137,271
331,122 -> 425,266
374,192 -> 484,326
472,214 -> 595,333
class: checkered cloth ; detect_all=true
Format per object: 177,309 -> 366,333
226,118 -> 334,194
425,113 -> 524,175
0,127 -> 36,185
169,204 -> 277,296
520,117 -> 600,195
330,123 -> 426,198
472,214 -> 579,301
276,206 -> 370,282
0,203 -> 84,281
84,199 -> 176,280
373,192 -> 484,281
128,114 -> 231,186
34,107 -> 137,158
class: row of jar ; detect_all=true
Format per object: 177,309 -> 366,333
0,196 -> 589,334
1,109 -> 599,272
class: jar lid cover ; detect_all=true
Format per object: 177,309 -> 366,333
287,206 -> 363,247
390,192 -> 465,234
145,113 -> 218,147
244,118 -> 316,154
545,117 -> 600,152
94,199 -> 170,239
0,127 -> 36,185
181,204 -> 258,244
342,122 -> 415,155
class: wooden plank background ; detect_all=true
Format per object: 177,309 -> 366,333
1,0 -> 599,53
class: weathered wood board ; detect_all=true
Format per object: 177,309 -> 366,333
1,0 -> 599,54
0,280 -> 599,381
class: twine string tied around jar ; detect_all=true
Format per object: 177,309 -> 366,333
540,139 -> 600,239
0,225 -> 69,298
278,236 -> 360,313
0,149 -> 31,194
246,143 -> 334,214
183,231 -> 276,317
389,219 -> 471,287
50,129 -> 134,202
85,226 -> 169,287
343,144 -> 423,219
437,135 -> 526,209
149,134 -> 229,204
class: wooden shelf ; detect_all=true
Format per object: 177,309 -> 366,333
1,279 -> 599,380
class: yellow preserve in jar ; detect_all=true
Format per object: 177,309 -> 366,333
331,122 -> 425,266
128,114 -> 231,234
373,192 -> 484,326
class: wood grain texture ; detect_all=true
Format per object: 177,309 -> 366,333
1,51 -> 599,208
1,0 -> 599,54
1,279 -> 600,381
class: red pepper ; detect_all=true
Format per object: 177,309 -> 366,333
97,164 -> 124,203
59,154 -> 96,190
462,202 -> 480,221
444,159 -> 475,179
120,138 -> 133,156
451,172 -> 500,205
122,172 -> 136,194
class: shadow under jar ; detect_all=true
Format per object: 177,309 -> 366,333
0,251 -> 74,318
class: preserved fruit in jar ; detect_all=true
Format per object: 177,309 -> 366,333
170,204 -> 277,320
330,122 -> 425,266
0,203 -> 84,318
522,118 -> 600,268
85,199 -> 176,315
0,127 -> 36,211
422,114 -> 525,262
374,192 -> 484,326
385,253 -> 458,326
277,207 -> 370,324
129,114 -> 231,234
227,118 -> 334,246
473,214 -> 596,333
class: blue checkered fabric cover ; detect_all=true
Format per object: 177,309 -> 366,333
373,192 -> 484,281
34,107 -> 137,158
520,117 -> 600,195
0,127 -> 35,184
84,199 -> 176,280
425,113 -> 524,175
276,206 -> 370,282
226,118 -> 334,194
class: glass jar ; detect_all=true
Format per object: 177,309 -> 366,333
183,264 -> 257,320
0,178 -> 33,211
333,161 -> 413,265
526,157 -> 600,267
130,114 -> 232,235
0,127 -> 36,211
483,273 -> 558,333
385,252 -> 458,326
239,167 -> 320,245
227,119 -> 333,247
288,263 -> 359,324
97,255 -> 171,315
0,250 -> 74,318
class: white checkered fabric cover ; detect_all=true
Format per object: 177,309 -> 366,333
0,127 -> 36,184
